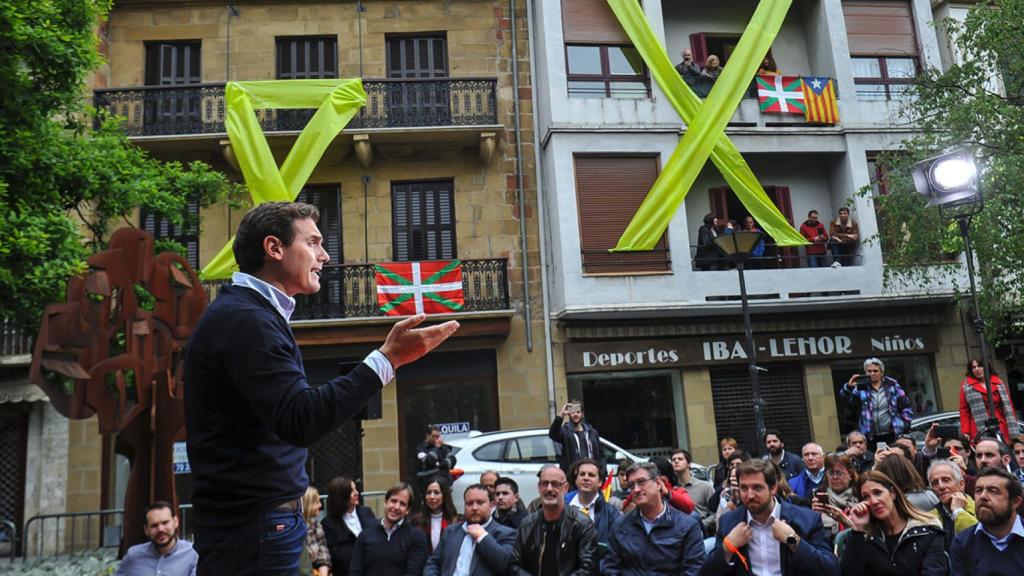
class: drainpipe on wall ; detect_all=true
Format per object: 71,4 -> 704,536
523,0 -> 558,419
225,5 -> 238,81
509,0 -> 533,354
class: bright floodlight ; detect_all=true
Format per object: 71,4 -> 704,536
931,158 -> 975,191
912,150 -> 980,208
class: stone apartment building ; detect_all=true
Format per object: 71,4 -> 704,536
3,0 -> 547,544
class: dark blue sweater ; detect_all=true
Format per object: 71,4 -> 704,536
184,284 -> 382,515
951,525 -> 1024,576
349,520 -> 428,576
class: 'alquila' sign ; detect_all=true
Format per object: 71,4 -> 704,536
564,328 -> 935,373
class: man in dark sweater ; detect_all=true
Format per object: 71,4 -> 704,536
548,400 -> 603,473
184,202 -> 458,575
950,467 -> 1024,575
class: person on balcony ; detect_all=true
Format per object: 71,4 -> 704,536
757,55 -> 781,76
696,213 -> 720,271
828,207 -> 860,267
798,210 -> 829,268
701,54 -> 723,79
742,217 -> 766,269
675,48 -> 702,78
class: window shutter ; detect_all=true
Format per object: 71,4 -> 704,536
574,155 -> 669,274
391,180 -> 456,262
842,1 -> 918,56
709,187 -> 730,222
689,33 -> 708,67
561,0 -> 630,44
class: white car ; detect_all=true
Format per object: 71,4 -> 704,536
444,428 -> 646,513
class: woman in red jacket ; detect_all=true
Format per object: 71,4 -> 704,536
960,358 -> 1019,442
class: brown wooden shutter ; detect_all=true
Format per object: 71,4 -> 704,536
768,185 -> 799,268
709,187 -> 729,222
562,0 -> 630,44
689,33 -> 708,67
574,155 -> 669,274
842,1 -> 918,56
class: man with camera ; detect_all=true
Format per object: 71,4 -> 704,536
839,357 -> 914,451
549,400 -> 604,473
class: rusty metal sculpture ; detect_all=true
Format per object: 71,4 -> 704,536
29,228 -> 206,552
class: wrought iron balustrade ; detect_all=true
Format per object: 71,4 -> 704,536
1,318 -> 32,358
201,258 -> 509,321
93,78 -> 498,136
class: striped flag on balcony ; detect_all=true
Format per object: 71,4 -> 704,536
801,76 -> 839,125
375,260 -> 464,316
756,75 -> 806,114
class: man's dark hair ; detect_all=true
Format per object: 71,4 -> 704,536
764,429 -> 783,444
570,457 -> 605,484
726,450 -> 751,465
808,210 -> 818,217
463,482 -> 491,498
233,201 -> 320,274
649,456 -> 677,486
735,459 -> 778,488
495,476 -> 519,494
385,482 -> 415,503
144,500 -> 175,522
671,448 -> 692,463
326,476 -> 358,517
975,466 -> 1023,503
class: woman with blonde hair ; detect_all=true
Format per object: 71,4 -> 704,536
300,486 -> 331,576
838,471 -> 946,575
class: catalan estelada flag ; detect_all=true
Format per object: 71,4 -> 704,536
802,76 -> 838,124
375,260 -> 464,316
756,75 -> 805,114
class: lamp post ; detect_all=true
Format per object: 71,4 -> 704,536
913,150 -> 1002,439
713,230 -> 767,450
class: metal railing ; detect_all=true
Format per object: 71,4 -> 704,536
20,509 -> 123,560
0,318 -> 33,358
685,75 -> 840,101
93,78 -> 499,137
204,258 -> 510,320
690,244 -> 862,271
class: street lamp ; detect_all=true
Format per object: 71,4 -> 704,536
913,150 -> 1001,439
713,230 -> 767,450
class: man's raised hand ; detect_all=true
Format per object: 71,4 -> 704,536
380,314 -> 460,369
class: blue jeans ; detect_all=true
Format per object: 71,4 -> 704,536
807,254 -> 826,268
194,508 -> 305,575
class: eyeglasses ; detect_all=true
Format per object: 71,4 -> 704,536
627,476 -> 655,491
826,469 -> 849,477
538,480 -> 565,489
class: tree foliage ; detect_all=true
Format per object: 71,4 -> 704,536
0,0 -> 242,333
866,0 -> 1024,342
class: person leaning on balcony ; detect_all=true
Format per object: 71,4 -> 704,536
695,213 -> 720,271
798,210 -> 829,268
828,207 -> 860,267
183,201 -> 458,575
675,48 -> 702,78
701,54 -> 723,79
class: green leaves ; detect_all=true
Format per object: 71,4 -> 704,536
878,0 -> 1024,343
0,0 -> 242,334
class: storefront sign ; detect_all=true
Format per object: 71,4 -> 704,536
173,441 -> 190,474
564,327 -> 936,373
433,421 -> 471,440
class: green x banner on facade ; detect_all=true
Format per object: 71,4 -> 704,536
606,0 -> 807,252
200,79 -> 366,280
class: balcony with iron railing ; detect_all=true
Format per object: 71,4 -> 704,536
1,318 -> 33,363
202,258 -> 511,322
93,78 -> 499,137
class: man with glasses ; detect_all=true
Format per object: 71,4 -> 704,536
605,462 -> 705,575
511,465 -> 596,576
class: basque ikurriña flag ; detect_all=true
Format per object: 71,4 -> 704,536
756,75 -> 806,114
801,76 -> 839,124
375,260 -> 464,316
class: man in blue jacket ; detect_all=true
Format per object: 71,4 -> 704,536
950,467 -> 1024,575
185,202 -> 458,575
425,483 -> 515,576
763,429 -> 805,480
605,462 -> 705,575
565,458 -> 620,563
700,459 -> 839,576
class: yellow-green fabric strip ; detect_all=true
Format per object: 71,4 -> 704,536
199,79 -> 367,280
607,0 -> 806,251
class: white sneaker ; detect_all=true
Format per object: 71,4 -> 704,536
831,261 -> 842,268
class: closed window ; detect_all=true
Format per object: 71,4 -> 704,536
276,36 -> 338,79
141,198 -> 200,269
386,35 -> 448,78
574,155 -> 669,274
143,41 -> 201,130
566,44 -> 648,99
506,436 -> 559,464
842,1 -> 919,101
473,441 -> 505,462
391,180 -> 456,261
145,41 -> 201,86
